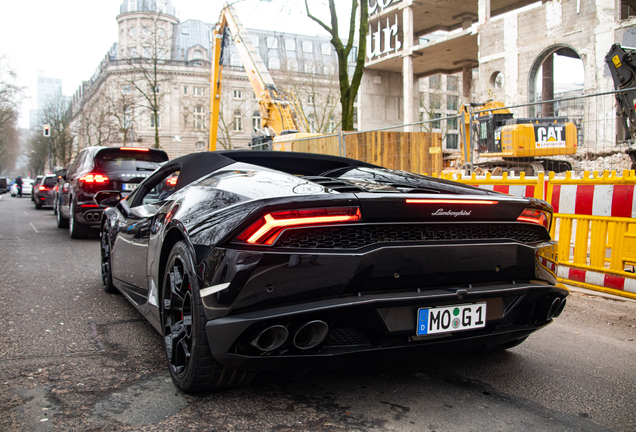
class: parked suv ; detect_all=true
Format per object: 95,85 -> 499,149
33,175 -> 58,209
57,146 -> 169,238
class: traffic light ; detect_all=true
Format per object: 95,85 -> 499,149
43,124 -> 51,137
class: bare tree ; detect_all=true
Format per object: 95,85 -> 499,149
104,81 -> 142,145
123,9 -> 173,149
75,92 -> 116,148
27,130 -> 49,175
278,55 -> 341,133
42,92 -> 74,167
0,56 -> 22,175
305,0 -> 368,131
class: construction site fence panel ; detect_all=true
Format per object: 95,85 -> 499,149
441,169 -> 636,299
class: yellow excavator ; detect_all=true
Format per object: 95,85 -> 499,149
460,101 -> 578,175
208,3 -> 318,151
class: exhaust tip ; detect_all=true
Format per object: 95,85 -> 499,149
292,320 -> 329,350
547,298 -> 562,320
554,298 -> 567,318
249,325 -> 288,352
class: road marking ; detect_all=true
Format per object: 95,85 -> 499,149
24,211 -> 28,216
29,222 -> 39,233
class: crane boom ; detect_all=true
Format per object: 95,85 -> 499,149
208,4 -> 310,151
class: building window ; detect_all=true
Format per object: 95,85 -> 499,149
268,57 -> 280,70
432,113 -> 441,129
194,106 -> 205,130
447,76 -> 459,92
143,47 -> 151,58
308,95 -> 315,104
230,53 -> 242,67
233,89 -> 243,100
305,61 -> 315,74
328,117 -> 335,133
129,47 -> 137,58
429,75 -> 441,90
446,133 -> 459,149
447,95 -> 458,111
193,87 -> 205,96
143,27 -> 151,36
323,63 -> 335,75
195,141 -> 206,151
183,86 -> 188,95
151,85 -> 160,94
192,50 -> 203,60
267,36 -> 278,49
252,91 -> 257,100
285,39 -> 296,51
321,43 -> 331,55
129,27 -> 136,36
183,114 -> 188,128
252,111 -> 261,131
447,116 -> 458,130
128,0 -> 136,12
287,59 -> 298,72
233,110 -> 242,131
250,34 -> 259,47
181,27 -> 189,35
150,113 -> 160,128
122,85 -> 132,94
308,114 -> 316,133
302,41 -> 313,53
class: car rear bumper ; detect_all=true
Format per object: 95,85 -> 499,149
204,282 -> 568,371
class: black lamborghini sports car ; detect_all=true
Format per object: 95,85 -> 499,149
96,150 -> 567,392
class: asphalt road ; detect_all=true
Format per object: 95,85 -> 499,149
0,194 -> 635,432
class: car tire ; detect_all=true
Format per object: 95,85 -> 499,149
35,199 -> 42,210
53,197 -> 58,215
56,203 -> 69,228
161,241 -> 256,392
69,201 -> 89,239
100,224 -> 118,294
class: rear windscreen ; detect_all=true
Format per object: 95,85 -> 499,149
43,177 -> 57,186
95,150 -> 168,171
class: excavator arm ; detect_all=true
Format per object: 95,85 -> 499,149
208,4 -> 310,151
606,44 -> 636,139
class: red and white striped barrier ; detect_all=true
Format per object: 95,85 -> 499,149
557,265 -> 636,294
474,184 -> 537,199
549,184 -> 636,217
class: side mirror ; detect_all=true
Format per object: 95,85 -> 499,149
94,190 -> 122,208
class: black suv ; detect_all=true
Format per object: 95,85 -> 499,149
57,146 -> 169,238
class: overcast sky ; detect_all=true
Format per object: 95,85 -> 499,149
1,0 -> 333,128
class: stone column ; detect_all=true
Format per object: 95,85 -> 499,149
403,4 -> 414,131
462,63 -> 473,103
542,53 -> 554,117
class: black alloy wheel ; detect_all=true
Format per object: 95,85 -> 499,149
69,200 -> 89,239
53,195 -> 58,215
100,224 -> 117,294
161,241 -> 255,392
56,202 -> 69,228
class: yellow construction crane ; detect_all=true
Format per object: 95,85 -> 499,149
208,4 -> 313,151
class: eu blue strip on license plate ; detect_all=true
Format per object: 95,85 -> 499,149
417,302 -> 487,335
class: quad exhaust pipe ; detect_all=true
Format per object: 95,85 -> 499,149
84,212 -> 100,221
291,320 -> 329,350
547,297 -> 567,320
245,320 -> 329,353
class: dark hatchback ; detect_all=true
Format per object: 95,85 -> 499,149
57,146 -> 168,238
33,175 -> 58,209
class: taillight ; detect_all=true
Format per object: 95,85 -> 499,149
79,173 -> 109,183
237,207 -> 361,245
38,186 -> 50,191
166,176 -> 178,186
406,199 -> 498,205
517,208 -> 551,229
120,147 -> 149,151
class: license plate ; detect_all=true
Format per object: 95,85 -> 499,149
122,183 -> 138,191
417,302 -> 486,335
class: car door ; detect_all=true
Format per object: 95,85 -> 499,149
111,166 -> 180,304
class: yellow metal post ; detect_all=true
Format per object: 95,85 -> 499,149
208,24 -> 224,152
